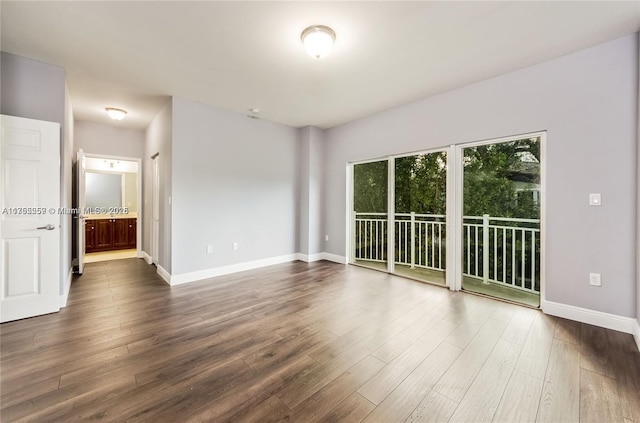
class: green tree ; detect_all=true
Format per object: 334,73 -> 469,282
463,138 -> 540,219
353,137 -> 540,220
353,161 -> 387,213
395,152 -> 447,214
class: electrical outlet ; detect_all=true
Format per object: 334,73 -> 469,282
206,245 -> 213,254
233,242 -> 238,250
589,273 -> 601,286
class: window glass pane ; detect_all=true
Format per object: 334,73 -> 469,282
352,160 -> 388,269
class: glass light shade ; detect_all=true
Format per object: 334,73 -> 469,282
106,107 -> 127,121
301,26 -> 336,59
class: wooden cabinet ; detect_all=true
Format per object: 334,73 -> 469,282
127,219 -> 137,248
85,218 -> 137,253
95,219 -> 113,250
113,219 -> 129,248
85,220 -> 96,251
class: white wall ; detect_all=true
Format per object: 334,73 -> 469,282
323,35 -> 638,318
0,52 -> 72,297
171,97 -> 298,276
144,101 -> 172,272
0,52 -> 65,126
74,120 -> 145,159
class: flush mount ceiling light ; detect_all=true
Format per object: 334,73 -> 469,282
105,107 -> 127,121
301,25 -> 336,59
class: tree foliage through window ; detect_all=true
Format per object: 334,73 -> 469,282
353,138 -> 540,219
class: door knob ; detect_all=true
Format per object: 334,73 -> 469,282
36,224 -> 55,231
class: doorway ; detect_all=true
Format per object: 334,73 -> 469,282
77,153 -> 142,267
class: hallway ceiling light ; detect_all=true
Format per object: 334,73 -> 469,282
301,25 -> 336,59
105,107 -> 127,121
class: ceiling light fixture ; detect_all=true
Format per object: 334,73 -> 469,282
105,107 -> 127,121
301,25 -> 336,60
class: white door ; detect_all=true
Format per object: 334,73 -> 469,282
1,115 -> 60,323
151,156 -> 159,264
76,149 -> 86,274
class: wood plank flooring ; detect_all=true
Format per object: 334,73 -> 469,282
1,258 -> 639,422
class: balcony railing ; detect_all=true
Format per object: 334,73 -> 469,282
353,212 -> 540,293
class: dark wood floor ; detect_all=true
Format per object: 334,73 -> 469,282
1,259 -> 639,422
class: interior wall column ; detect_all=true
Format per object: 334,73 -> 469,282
298,126 -> 325,259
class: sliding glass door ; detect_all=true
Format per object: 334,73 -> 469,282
352,160 -> 388,271
460,136 -> 541,306
393,151 -> 447,285
349,132 -> 543,307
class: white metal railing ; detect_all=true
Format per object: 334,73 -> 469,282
354,213 -> 388,262
395,213 -> 446,271
353,212 -> 540,293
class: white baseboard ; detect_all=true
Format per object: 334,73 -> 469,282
634,319 -> 640,352
541,299 -> 636,335
141,251 -> 153,265
296,252 -> 347,264
320,252 -> 347,264
169,254 -> 298,286
164,252 -> 348,287
60,266 -> 73,308
157,265 -> 171,285
296,253 -> 323,262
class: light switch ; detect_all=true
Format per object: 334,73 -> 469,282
589,193 -> 601,206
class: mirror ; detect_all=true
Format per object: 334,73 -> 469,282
86,172 -> 122,209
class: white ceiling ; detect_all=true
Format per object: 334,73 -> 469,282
2,1 -> 639,130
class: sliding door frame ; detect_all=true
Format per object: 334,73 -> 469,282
349,146 -> 452,288
346,156 -> 389,267
453,131 -> 547,302
387,157 -> 395,274
347,131 -> 545,301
